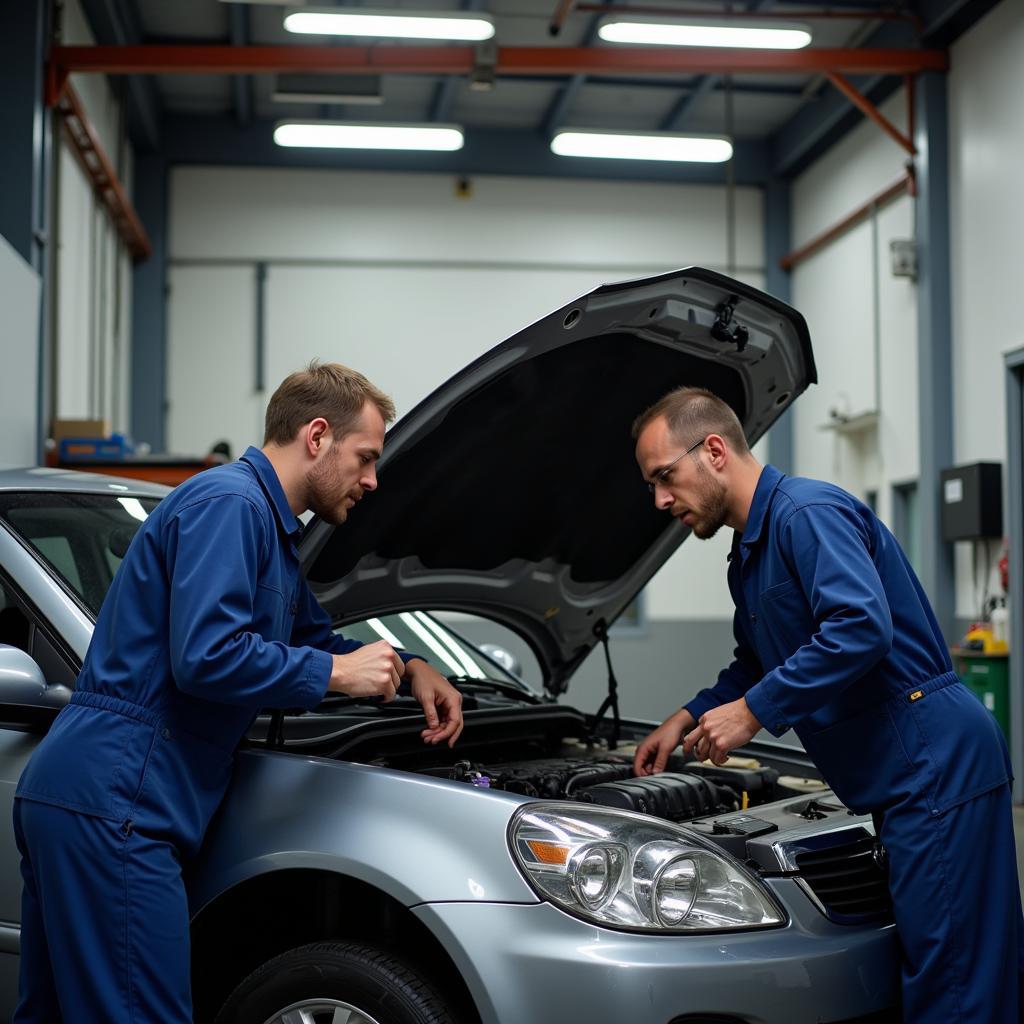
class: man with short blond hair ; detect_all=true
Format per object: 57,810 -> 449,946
13,361 -> 463,1023
632,385 -> 1022,1024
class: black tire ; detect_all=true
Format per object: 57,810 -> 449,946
214,941 -> 458,1024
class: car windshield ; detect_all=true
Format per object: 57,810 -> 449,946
336,611 -> 529,689
0,491 -> 161,617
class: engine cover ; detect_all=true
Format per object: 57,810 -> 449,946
579,772 -> 737,821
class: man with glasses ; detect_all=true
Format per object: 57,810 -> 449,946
631,385 -> 1021,1024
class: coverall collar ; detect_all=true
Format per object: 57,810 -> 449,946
240,446 -> 303,538
739,463 -> 785,550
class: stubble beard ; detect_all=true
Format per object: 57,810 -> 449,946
689,462 -> 730,540
308,454 -> 348,526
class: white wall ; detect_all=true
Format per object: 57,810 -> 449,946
0,234 -> 41,466
53,0 -> 133,432
948,0 -> 1024,619
789,1 -> 1023,625
168,166 -> 766,621
791,90 -> 919,525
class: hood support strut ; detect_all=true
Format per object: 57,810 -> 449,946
588,620 -> 622,750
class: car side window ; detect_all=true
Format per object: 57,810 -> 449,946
31,536 -> 84,595
0,576 -> 78,688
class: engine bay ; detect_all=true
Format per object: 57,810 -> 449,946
258,698 -> 891,923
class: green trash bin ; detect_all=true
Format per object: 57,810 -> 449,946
954,652 -> 1010,746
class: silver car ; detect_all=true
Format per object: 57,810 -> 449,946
0,269 -> 899,1024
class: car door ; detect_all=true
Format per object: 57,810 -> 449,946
0,550 -> 80,1017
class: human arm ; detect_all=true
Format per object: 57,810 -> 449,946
634,609 -> 762,775
292,582 -> 462,744
633,707 -> 697,776
680,607 -> 763,723
682,697 -> 763,766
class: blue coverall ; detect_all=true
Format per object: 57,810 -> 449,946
684,464 -> 1024,1023
13,446 -> 420,1023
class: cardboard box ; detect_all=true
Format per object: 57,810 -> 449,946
51,418 -> 111,443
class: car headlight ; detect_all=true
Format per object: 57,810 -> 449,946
509,803 -> 785,933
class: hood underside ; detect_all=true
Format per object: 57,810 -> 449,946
302,268 -> 815,693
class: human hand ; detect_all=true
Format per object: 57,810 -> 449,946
682,698 -> 762,766
328,640 -> 403,700
407,660 -> 464,747
633,708 -> 696,776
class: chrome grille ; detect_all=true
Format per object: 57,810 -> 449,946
795,834 -> 893,923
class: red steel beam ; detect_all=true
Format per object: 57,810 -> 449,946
825,70 -> 916,156
780,175 -> 911,271
56,83 -> 152,262
49,44 -> 948,79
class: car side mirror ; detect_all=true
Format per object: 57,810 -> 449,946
0,644 -> 71,709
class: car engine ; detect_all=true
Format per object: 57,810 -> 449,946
423,752 -> 781,823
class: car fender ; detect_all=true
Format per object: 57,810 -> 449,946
189,747 -> 541,915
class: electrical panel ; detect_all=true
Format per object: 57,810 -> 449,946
940,462 -> 1003,541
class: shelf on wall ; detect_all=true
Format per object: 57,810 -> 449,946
818,410 -> 878,435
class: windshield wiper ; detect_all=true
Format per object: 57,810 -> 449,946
447,676 -> 543,704
262,675 -> 543,749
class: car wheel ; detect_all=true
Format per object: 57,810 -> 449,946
214,941 -> 458,1024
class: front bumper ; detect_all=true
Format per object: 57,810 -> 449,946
413,878 -> 898,1024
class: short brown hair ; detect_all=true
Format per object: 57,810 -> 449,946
631,386 -> 749,455
263,360 -> 396,445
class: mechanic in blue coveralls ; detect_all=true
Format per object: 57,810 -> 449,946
632,386 -> 1022,1024
12,362 -> 465,1023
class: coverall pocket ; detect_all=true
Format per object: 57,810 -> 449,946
757,579 -> 813,657
15,703 -> 156,821
132,722 -> 235,853
888,681 -> 1011,814
800,702 -> 917,814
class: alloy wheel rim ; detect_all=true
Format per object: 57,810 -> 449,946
262,998 -> 386,1024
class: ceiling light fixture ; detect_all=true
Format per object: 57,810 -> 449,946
598,17 -> 812,49
273,121 -> 464,152
273,74 -> 384,106
551,129 -> 732,163
283,7 -> 496,41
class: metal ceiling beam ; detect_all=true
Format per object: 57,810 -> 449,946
77,0 -> 161,151
160,115 -> 771,186
916,0 -> 1004,46
50,44 -> 949,79
768,12 -> 913,179
541,2 -> 613,137
228,4 -> 253,125
769,0 -> 1001,178
430,0 -> 485,122
55,82 -> 152,260
661,0 -> 775,132
825,71 -> 915,155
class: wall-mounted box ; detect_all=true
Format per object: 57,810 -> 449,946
940,462 -> 1002,540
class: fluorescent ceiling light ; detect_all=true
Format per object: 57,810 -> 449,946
551,129 -> 732,163
598,18 -> 812,49
274,121 -> 464,151
284,7 -> 495,41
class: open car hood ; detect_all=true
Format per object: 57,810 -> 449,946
301,268 -> 815,694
